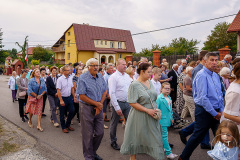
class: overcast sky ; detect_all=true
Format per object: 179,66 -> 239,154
1,0 -> 239,53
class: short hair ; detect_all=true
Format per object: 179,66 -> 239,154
21,69 -> 28,74
217,61 -> 223,68
204,52 -> 218,60
161,82 -> 171,89
62,65 -> 70,71
152,67 -> 162,74
140,57 -> 148,62
182,65 -> 187,71
219,67 -> 231,76
172,64 -> 178,69
50,66 -> 58,72
116,58 -> 125,66
68,63 -> 72,66
181,59 -> 187,63
125,66 -> 134,76
25,66 -> 29,69
224,54 -> 232,59
40,68 -> 46,72
86,58 -> 98,67
214,120 -> 239,147
137,63 -> 151,75
73,62 -> 79,67
106,63 -> 114,69
233,62 -> 240,79
185,66 -> 193,74
199,50 -> 208,61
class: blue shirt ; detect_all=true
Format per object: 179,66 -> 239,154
192,63 -> 203,81
76,71 -> 107,103
103,72 -> 112,93
28,77 -> 47,97
26,71 -> 31,79
193,66 -> 224,116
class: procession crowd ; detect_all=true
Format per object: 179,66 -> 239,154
7,51 -> 240,160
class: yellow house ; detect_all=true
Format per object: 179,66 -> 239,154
52,23 -> 136,64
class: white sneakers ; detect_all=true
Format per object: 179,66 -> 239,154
54,123 -> 60,127
167,153 -> 178,159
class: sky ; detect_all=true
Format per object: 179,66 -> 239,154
1,0 -> 240,53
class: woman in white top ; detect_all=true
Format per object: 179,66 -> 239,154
221,62 -> 240,133
8,71 -> 19,102
125,66 -> 135,82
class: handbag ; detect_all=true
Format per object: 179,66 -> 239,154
139,81 -> 162,120
19,91 -> 26,97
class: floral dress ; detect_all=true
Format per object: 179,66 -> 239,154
175,73 -> 186,115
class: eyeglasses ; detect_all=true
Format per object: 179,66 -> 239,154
163,88 -> 171,90
89,65 -> 99,67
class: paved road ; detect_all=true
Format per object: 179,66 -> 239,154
0,75 -> 211,160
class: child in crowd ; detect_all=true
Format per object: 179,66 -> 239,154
151,67 -> 162,96
208,120 -> 239,160
156,82 -> 178,159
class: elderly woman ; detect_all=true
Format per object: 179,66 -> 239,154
220,67 -> 231,91
16,70 -> 29,122
175,66 -> 186,115
72,66 -> 82,124
125,66 -> 135,81
181,67 -> 195,121
214,61 -> 226,97
221,62 -> 240,132
120,63 -> 164,160
26,69 -> 47,132
159,64 -> 170,83
8,71 -> 19,102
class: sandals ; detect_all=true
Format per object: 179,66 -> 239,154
37,127 -> 44,132
28,121 -> 33,128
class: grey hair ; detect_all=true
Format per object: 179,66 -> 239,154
220,67 -> 231,76
86,58 -> 98,67
224,54 -> 232,59
62,65 -> 69,71
106,63 -> 114,69
181,59 -> 187,63
172,64 -> 178,69
140,57 -> 148,62
186,66 -> 193,74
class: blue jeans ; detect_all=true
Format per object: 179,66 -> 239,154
180,105 -> 219,160
181,122 -> 210,146
58,96 -> 75,129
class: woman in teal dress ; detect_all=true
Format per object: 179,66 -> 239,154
120,63 -> 164,160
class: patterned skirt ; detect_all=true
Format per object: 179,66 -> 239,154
26,96 -> 43,116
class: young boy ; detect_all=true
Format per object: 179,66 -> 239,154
151,67 -> 162,96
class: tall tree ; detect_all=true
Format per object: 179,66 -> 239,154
202,22 -> 237,51
0,28 -> 8,63
0,28 -> 3,49
33,45 -> 54,61
16,36 -> 28,67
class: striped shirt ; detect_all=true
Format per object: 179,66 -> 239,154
76,71 -> 107,103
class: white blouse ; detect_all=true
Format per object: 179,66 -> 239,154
221,81 -> 240,132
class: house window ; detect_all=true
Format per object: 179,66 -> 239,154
96,40 -> 98,45
101,41 -> 103,45
68,53 -> 70,60
110,42 -> 114,48
63,42 -> 65,51
119,54 -> 122,58
105,41 -> 107,45
68,32 -> 70,36
118,42 -> 122,48
68,40 -> 70,47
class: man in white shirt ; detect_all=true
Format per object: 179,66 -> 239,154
151,67 -> 162,96
109,58 -> 132,150
57,65 -> 76,133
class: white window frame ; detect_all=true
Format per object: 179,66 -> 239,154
101,41 -> 103,45
96,40 -> 98,45
105,41 -> 107,45
118,42 -> 122,48
110,42 -> 114,48
119,54 -> 122,58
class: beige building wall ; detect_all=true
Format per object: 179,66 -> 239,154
65,26 -> 78,64
77,51 -> 94,64
94,40 -> 126,49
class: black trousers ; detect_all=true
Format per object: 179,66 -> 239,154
42,93 -> 47,113
73,102 -> 80,120
18,95 -> 28,118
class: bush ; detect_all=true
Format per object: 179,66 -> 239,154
31,59 -> 40,65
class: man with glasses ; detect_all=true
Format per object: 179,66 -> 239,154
56,65 -> 76,133
77,58 -> 107,160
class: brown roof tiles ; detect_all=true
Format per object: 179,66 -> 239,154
227,10 -> 240,33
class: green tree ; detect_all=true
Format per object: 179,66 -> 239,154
33,46 -> 54,61
31,59 -> 40,65
203,22 -> 237,51
16,36 -> 28,67
0,28 -> 3,49
0,51 -> 9,63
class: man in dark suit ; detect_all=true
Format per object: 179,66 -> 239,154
167,64 -> 179,105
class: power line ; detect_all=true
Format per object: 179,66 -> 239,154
3,12 -> 239,46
